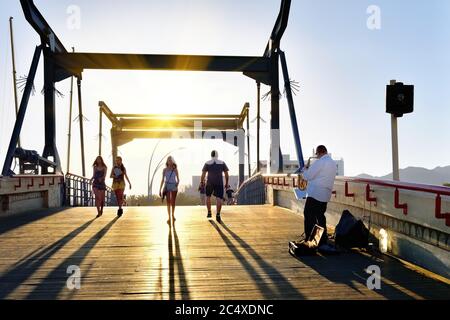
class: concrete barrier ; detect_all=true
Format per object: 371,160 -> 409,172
262,176 -> 450,279
0,175 -> 64,216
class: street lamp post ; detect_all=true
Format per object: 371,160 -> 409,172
147,140 -> 162,198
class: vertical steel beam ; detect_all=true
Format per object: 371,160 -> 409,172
99,107 -> 103,156
256,82 -> 261,173
66,47 -> 75,173
246,104 -> 251,178
280,51 -> 305,171
42,48 -> 62,174
111,129 -> 118,164
239,144 -> 245,187
76,78 -> 86,177
2,46 -> 42,176
232,128 -> 245,187
270,50 -> 283,173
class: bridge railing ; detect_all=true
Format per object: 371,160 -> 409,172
235,173 -> 266,205
263,174 -> 450,227
65,173 -> 115,207
0,175 -> 64,215
238,173 -> 450,278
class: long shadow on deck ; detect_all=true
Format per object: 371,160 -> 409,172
168,223 -> 190,300
210,221 -> 303,299
0,208 -> 65,236
296,250 -> 450,300
25,217 -> 119,299
0,218 -> 96,299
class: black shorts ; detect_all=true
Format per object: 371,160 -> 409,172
206,184 -> 224,199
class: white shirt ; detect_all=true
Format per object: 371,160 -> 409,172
302,154 -> 337,203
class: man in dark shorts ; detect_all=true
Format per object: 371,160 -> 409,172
200,150 -> 230,222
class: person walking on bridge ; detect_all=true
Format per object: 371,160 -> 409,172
159,156 -> 180,224
91,156 -> 107,218
110,156 -> 132,217
200,150 -> 230,223
301,145 -> 336,250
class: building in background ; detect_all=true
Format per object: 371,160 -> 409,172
184,175 -> 244,196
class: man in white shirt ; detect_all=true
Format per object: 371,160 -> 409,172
302,145 -> 337,247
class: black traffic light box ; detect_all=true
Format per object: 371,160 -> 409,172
386,82 -> 414,117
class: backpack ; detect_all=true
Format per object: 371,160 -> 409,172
334,210 -> 369,249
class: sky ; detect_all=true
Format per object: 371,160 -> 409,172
0,0 -> 449,196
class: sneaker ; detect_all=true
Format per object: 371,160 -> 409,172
216,214 -> 221,223
117,209 -> 123,217
207,212 -> 212,218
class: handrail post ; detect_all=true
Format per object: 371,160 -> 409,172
394,188 -> 408,215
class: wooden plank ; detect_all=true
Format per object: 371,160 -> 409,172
0,205 -> 448,300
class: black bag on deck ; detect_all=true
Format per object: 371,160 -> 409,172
335,210 -> 369,249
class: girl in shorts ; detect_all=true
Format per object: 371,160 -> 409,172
110,156 -> 132,217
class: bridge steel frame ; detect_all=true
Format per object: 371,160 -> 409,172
98,101 -> 251,186
3,0 -> 304,178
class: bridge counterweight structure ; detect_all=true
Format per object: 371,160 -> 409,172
99,102 -> 251,186
2,0 -> 299,180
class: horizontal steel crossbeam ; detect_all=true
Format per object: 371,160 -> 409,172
52,53 -> 270,76
118,119 -> 240,131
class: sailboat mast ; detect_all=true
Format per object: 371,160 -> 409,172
67,47 -> 75,173
9,17 -> 21,148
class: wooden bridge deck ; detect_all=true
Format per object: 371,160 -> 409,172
0,205 -> 448,300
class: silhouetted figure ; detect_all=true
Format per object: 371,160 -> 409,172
110,156 -> 132,217
301,145 -> 336,249
159,156 -> 180,224
91,156 -> 107,218
200,150 -> 230,222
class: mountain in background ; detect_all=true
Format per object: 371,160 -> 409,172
357,166 -> 450,186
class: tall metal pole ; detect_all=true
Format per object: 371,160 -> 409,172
256,82 -> 261,173
99,107 -> 103,156
390,80 -> 400,181
77,77 -> 86,177
246,105 -> 251,178
66,47 -> 75,173
147,140 -> 162,198
9,17 -> 21,148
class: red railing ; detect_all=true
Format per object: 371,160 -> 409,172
3,174 -> 64,191
263,174 -> 450,226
